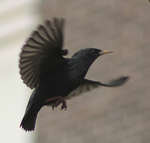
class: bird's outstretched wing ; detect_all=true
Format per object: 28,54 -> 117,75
19,18 -> 67,89
66,76 -> 129,99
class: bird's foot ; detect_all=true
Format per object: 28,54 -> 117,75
52,97 -> 67,110
45,96 -> 67,110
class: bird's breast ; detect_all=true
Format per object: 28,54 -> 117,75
38,68 -> 79,99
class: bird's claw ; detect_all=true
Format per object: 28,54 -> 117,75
50,96 -> 67,110
46,96 -> 67,110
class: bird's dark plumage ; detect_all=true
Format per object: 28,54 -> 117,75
19,18 -> 129,131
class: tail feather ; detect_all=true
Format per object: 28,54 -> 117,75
20,88 -> 42,131
20,102 -> 41,131
20,111 -> 38,131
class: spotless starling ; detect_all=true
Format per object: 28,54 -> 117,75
19,18 -> 129,131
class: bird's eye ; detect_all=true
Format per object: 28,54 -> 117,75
91,50 -> 95,53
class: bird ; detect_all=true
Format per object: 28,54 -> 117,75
19,17 -> 129,131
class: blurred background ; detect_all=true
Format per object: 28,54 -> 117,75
0,0 -> 150,143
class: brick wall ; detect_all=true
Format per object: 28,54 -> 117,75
36,0 -> 150,143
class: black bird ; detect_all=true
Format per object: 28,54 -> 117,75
19,18 -> 129,131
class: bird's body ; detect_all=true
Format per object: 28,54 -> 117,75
34,51 -> 98,102
19,18 -> 129,131
38,60 -> 76,100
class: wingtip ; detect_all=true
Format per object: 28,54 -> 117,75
117,75 -> 130,85
107,76 -> 130,87
37,24 -> 43,30
121,76 -> 130,82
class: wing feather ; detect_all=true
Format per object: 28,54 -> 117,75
66,76 -> 129,99
19,18 -> 67,89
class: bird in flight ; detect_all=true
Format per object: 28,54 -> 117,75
19,18 -> 129,131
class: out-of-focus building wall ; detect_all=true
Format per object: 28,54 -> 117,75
0,0 -> 41,143
36,0 -> 150,143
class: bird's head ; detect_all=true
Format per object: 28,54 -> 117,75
71,48 -> 112,64
69,48 -> 113,79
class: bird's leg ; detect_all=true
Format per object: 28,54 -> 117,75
52,97 -> 67,110
45,96 -> 67,110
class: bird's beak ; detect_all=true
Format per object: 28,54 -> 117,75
100,50 -> 113,55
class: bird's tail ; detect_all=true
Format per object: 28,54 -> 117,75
20,103 -> 41,131
20,88 -> 42,131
